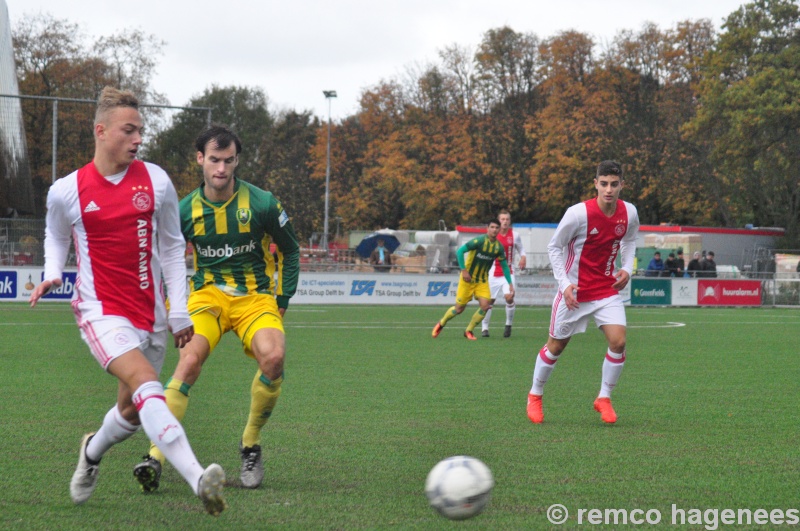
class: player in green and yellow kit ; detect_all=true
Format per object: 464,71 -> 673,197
134,124 -> 300,491
432,219 -> 514,340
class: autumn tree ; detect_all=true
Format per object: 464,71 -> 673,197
13,13 -> 165,215
143,85 -> 273,198
686,0 -> 800,243
529,30 -> 614,220
601,20 -> 717,225
261,110 -> 321,242
473,27 -> 543,221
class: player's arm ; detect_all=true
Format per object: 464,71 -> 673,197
456,239 -> 478,282
514,232 -> 527,271
266,195 -> 300,313
548,207 -> 579,294
154,174 -> 194,347
31,181 -> 71,307
613,203 -> 640,291
548,207 -> 581,309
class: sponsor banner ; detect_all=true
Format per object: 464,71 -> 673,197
0,270 -> 16,298
0,268 -> 80,301
512,276 -> 560,306
294,274 -> 430,304
698,279 -> 762,306
292,273 -> 563,305
631,278 -> 671,305
0,269 -> 758,307
671,279 -> 698,307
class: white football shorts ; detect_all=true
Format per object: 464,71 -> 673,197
488,274 -> 515,300
548,293 -> 626,339
78,315 -> 168,373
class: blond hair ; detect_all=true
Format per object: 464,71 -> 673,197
94,86 -> 139,126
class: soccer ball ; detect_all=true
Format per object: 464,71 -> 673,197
424,455 -> 494,520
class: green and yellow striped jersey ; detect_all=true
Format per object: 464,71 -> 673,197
456,235 -> 508,283
180,179 -> 300,308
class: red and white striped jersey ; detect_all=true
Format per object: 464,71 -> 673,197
548,198 -> 639,302
491,228 -> 525,277
43,160 -> 190,333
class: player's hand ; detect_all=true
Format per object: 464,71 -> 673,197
612,269 -> 630,291
563,284 -> 579,310
172,325 -> 194,348
29,278 -> 62,308
461,269 -> 472,283
279,307 -> 286,318
508,285 -> 515,299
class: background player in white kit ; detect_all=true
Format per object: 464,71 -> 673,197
480,210 -> 526,338
29,87 -> 226,515
526,161 -> 639,425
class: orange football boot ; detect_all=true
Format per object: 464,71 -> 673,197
593,397 -> 617,424
527,394 -> 544,424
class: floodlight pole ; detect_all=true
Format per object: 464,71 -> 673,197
322,90 -> 337,251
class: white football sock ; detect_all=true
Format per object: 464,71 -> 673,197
598,349 -> 625,398
505,302 -> 516,326
133,381 -> 204,494
86,405 -> 139,462
481,307 -> 492,331
530,346 -> 559,395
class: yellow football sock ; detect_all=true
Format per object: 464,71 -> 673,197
439,306 -> 459,326
149,378 -> 191,464
466,309 -> 487,332
241,371 -> 283,448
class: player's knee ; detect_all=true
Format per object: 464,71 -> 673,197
609,339 -> 626,353
253,337 -> 284,365
258,350 -> 284,378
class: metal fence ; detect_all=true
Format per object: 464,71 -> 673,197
0,93 -> 211,217
0,218 -> 46,266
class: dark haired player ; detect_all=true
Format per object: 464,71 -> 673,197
432,219 -> 514,340
526,161 -> 639,424
135,124 -> 300,491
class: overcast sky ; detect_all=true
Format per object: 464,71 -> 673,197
5,0 -> 747,120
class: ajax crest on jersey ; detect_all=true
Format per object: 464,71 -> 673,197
425,455 -> 494,520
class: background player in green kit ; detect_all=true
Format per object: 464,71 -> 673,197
432,219 -> 514,340
134,124 -> 300,490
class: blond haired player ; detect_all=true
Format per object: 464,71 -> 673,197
526,161 -> 639,424
29,87 -> 226,515
134,124 -> 300,491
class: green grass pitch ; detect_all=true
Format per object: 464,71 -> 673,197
0,302 -> 798,529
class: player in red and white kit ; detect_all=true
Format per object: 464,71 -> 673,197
526,161 -> 639,424
481,210 -> 526,338
29,87 -> 226,515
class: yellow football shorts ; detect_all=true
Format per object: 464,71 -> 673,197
455,278 -> 491,305
188,285 -> 284,358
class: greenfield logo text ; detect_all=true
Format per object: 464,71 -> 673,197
634,288 -> 665,297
